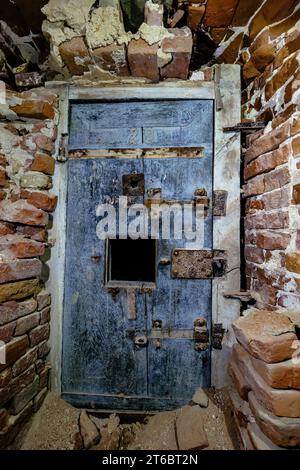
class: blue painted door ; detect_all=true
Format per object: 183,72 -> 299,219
62,100 -> 214,411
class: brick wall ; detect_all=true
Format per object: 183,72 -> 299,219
0,87 -> 58,448
219,2 -> 300,310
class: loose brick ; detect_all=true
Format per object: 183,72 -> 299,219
0,235 -> 45,259
29,324 -> 50,348
248,351 -> 300,390
92,44 -> 129,76
0,259 -> 42,284
12,100 -> 55,120
0,200 -> 48,227
144,1 -> 163,26
232,309 -> 297,363
59,37 -> 92,76
0,299 -> 37,326
128,39 -> 159,82
15,313 -> 40,336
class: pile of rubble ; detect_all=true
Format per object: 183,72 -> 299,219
17,388 -> 236,450
229,309 -> 300,450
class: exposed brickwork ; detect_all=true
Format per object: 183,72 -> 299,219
0,87 -> 57,449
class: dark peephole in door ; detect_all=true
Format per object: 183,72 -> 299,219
106,238 -> 156,286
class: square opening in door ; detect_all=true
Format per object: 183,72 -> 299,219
106,238 -> 156,286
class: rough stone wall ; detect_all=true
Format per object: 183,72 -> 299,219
0,87 -> 58,449
219,1 -> 300,310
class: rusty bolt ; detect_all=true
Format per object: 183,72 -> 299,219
172,270 -> 178,276
173,251 -> 179,257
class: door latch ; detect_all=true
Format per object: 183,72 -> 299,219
194,317 -> 209,352
134,335 -> 148,347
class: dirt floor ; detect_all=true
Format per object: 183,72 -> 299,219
11,388 -> 240,451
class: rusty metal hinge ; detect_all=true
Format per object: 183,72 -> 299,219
57,133 -> 69,162
213,190 -> 228,217
212,323 -> 226,350
223,121 -> 265,133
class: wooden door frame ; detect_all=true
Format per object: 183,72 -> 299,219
46,64 -> 241,395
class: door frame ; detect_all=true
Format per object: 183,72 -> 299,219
46,64 -> 241,395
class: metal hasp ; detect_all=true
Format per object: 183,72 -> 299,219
194,317 -> 209,352
212,324 -> 226,350
171,249 -> 227,279
213,190 -> 228,216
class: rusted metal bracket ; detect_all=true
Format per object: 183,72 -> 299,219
223,121 -> 265,133
212,323 -> 226,350
194,317 -> 209,352
57,133 -> 69,162
223,290 -> 254,303
171,249 -> 227,279
213,190 -> 228,216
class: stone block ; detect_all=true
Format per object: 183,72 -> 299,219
247,422 -> 283,450
37,290 -> 51,311
19,190 -> 57,212
92,44 -> 129,76
28,153 -> 55,176
0,279 -> 39,304
233,309 -> 297,363
249,392 -> 300,448
10,376 -> 39,415
29,324 -> 50,348
12,100 -> 55,120
79,410 -> 100,449
12,348 -> 37,378
0,200 -> 49,227
20,172 -> 52,190
0,299 -> 37,326
0,259 -> 42,284
15,313 -> 40,336
59,37 -> 92,76
0,235 -> 45,259
176,405 -> 209,450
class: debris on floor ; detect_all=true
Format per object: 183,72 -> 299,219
17,389 -> 239,450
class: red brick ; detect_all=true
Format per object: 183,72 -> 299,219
0,299 -> 37,327
261,187 -> 290,211
244,145 -> 290,180
37,290 -> 51,311
128,39 -> 159,82
264,166 -> 290,193
0,365 -> 35,408
0,259 -> 42,285
245,246 -> 264,264
92,44 -> 129,76
0,336 -> 29,372
0,322 -> 16,343
0,222 -> 15,236
245,124 -> 290,163
188,5 -> 205,30
265,54 -> 299,101
251,44 -> 276,72
272,104 -> 297,129
0,368 -> 12,388
15,313 -> 40,336
16,226 -> 46,242
40,307 -> 50,325
19,190 -> 57,212
243,174 -> 265,197
29,324 -> 50,347
161,28 -> 193,80
144,1 -> 163,26
32,134 -> 54,154
0,200 -> 49,227
256,231 -> 290,250
0,235 -> 45,258
28,153 -> 55,176
12,348 -> 37,378
203,0 -> 239,27
249,0 -> 298,41
292,136 -> 300,157
12,100 -> 55,120
246,211 -> 289,230
59,37 -> 92,76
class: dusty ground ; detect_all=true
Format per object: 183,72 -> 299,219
12,388 -> 240,451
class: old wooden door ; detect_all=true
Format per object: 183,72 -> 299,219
62,99 -> 214,411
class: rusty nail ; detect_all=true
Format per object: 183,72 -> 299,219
174,251 -> 179,257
